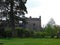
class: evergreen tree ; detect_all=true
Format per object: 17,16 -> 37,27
0,0 -> 27,37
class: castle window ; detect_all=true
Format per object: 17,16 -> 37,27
33,23 -> 35,30
33,23 -> 35,26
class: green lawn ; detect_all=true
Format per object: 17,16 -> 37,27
0,38 -> 60,45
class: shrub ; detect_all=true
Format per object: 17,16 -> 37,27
4,30 -> 12,38
4,27 -> 12,38
33,32 -> 46,38
16,28 -> 32,38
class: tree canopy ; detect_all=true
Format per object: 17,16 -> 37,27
0,0 -> 27,37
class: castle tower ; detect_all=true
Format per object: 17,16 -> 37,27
25,16 -> 42,31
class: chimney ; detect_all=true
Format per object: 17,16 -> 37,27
39,16 -> 41,19
29,16 -> 32,18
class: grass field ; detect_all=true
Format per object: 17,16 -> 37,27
0,38 -> 60,45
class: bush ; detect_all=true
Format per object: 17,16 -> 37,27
0,28 -> 5,38
4,27 -> 12,38
33,32 -> 46,38
16,27 -> 47,38
4,30 -> 12,38
16,28 -> 33,38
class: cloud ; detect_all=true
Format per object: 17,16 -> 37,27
26,0 -> 41,8
26,0 -> 60,26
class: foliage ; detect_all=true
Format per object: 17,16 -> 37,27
44,24 -> 60,38
4,30 -> 12,38
33,32 -> 46,38
0,0 -> 27,37
16,27 -> 46,38
16,28 -> 34,38
43,18 -> 60,38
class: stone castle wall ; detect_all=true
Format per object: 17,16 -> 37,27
25,16 -> 41,31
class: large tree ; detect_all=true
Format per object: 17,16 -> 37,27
44,18 -> 59,38
0,0 -> 27,37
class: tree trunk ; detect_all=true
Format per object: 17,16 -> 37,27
9,0 -> 17,37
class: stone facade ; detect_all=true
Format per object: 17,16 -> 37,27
24,16 -> 41,31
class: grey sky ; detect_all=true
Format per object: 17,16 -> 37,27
26,0 -> 60,26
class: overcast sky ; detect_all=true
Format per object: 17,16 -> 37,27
25,0 -> 60,26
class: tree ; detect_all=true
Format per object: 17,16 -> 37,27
47,18 -> 55,27
0,0 -> 27,37
54,25 -> 60,38
44,18 -> 56,38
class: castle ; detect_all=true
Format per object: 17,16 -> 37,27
19,16 -> 42,31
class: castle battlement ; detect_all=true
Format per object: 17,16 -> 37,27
24,16 -> 41,31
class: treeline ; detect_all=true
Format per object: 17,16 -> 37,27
0,18 -> 60,38
0,25 -> 60,38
